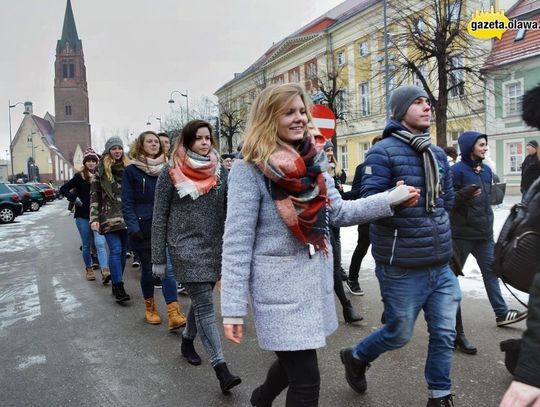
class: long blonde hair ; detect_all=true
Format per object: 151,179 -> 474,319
241,83 -> 313,165
102,151 -> 129,181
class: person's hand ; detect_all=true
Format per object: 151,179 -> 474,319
223,324 -> 243,344
152,264 -> 166,278
500,381 -> 540,407
461,184 -> 482,198
387,183 -> 420,207
90,221 -> 100,232
74,197 -> 83,207
131,230 -> 144,242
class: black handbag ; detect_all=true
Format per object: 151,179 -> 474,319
491,182 -> 506,205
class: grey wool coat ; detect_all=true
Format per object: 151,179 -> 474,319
220,160 -> 394,351
151,163 -> 227,283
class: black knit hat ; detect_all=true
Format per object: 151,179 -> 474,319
527,140 -> 538,150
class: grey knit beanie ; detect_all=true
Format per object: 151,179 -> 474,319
389,85 -> 429,121
104,136 -> 123,154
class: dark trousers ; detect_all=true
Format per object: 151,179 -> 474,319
255,349 -> 320,407
330,227 -> 348,307
348,224 -> 371,282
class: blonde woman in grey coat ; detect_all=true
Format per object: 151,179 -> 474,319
221,83 -> 419,407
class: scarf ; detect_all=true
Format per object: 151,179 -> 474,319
95,159 -> 125,201
391,129 -> 441,213
169,146 -> 220,200
131,154 -> 166,177
257,132 -> 329,253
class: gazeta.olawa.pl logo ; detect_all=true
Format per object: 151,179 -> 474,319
467,7 -> 539,40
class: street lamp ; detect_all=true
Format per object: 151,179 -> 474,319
146,115 -> 162,130
168,89 -> 189,121
8,100 -> 28,182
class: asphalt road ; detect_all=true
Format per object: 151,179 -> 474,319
0,200 -> 528,407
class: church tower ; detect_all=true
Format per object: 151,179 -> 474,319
54,0 -> 91,165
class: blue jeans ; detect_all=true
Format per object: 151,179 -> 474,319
104,230 -> 128,284
137,249 -> 177,303
182,282 -> 224,367
453,238 -> 508,318
353,263 -> 461,398
75,217 -> 108,269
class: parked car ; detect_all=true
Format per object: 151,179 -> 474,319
10,184 -> 45,211
6,184 -> 32,211
32,183 -> 56,202
0,183 -> 24,224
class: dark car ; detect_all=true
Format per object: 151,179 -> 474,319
6,184 -> 31,211
32,183 -> 56,202
10,184 -> 45,211
0,183 -> 24,224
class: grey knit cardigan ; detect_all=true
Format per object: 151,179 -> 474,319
151,163 -> 227,283
220,160 -> 393,351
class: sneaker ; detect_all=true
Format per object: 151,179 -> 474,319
426,394 -> 454,406
340,268 -> 348,281
339,347 -> 369,394
496,309 -> 528,327
177,282 -> 187,295
345,279 -> 364,296
132,256 -> 140,268
154,276 -> 162,289
126,251 -> 132,259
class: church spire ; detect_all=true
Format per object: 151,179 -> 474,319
57,0 -> 81,52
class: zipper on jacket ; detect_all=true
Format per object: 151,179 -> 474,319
142,177 -> 145,194
389,229 -> 398,265
428,214 -> 440,261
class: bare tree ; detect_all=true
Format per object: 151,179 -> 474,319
388,0 -> 488,147
219,94 -> 248,153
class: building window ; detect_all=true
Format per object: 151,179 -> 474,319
337,89 -> 348,119
359,142 -> 371,162
415,17 -> 425,34
340,145 -> 348,171
359,41 -> 368,57
385,32 -> 395,47
448,55 -> 464,97
69,63 -> 75,78
360,82 -> 370,116
288,68 -> 300,83
388,66 -> 396,92
414,64 -> 427,88
504,81 -> 523,117
337,51 -> 345,66
62,64 -> 68,78
449,129 -> 463,152
65,104 -> 72,116
506,141 -> 523,173
515,29 -> 526,41
306,61 -> 317,79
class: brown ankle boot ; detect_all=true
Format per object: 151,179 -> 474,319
100,267 -> 111,285
85,267 -> 96,281
144,298 -> 161,325
167,301 -> 186,330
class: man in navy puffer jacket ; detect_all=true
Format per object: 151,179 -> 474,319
340,85 -> 459,407
450,132 -> 527,335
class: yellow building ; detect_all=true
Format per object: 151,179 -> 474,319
215,0 -> 492,179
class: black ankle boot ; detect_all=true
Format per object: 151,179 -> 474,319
340,348 -> 369,394
113,282 -> 130,303
343,301 -> 363,323
427,394 -> 454,406
181,337 -> 201,365
214,362 -> 241,393
454,333 -> 477,355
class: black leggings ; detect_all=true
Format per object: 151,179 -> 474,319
329,227 -> 348,307
348,223 -> 371,282
254,349 -> 320,407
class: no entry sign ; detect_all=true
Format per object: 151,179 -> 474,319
311,104 -> 336,139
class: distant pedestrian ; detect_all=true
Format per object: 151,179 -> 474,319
60,147 -> 110,284
521,140 -> 540,199
151,120 -> 241,393
443,146 -> 458,164
450,132 -> 527,352
220,83 -> 417,406
340,85 -> 458,407
122,131 -> 186,329
90,137 -> 131,303
158,132 -> 171,158
221,153 -> 234,175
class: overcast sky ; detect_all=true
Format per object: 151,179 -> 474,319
0,0 -> 347,157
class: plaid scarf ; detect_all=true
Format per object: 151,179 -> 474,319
131,154 -> 166,177
391,129 -> 441,213
169,146 -> 220,200
257,132 -> 329,252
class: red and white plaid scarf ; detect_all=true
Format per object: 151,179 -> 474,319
257,132 -> 329,252
169,146 -> 220,200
